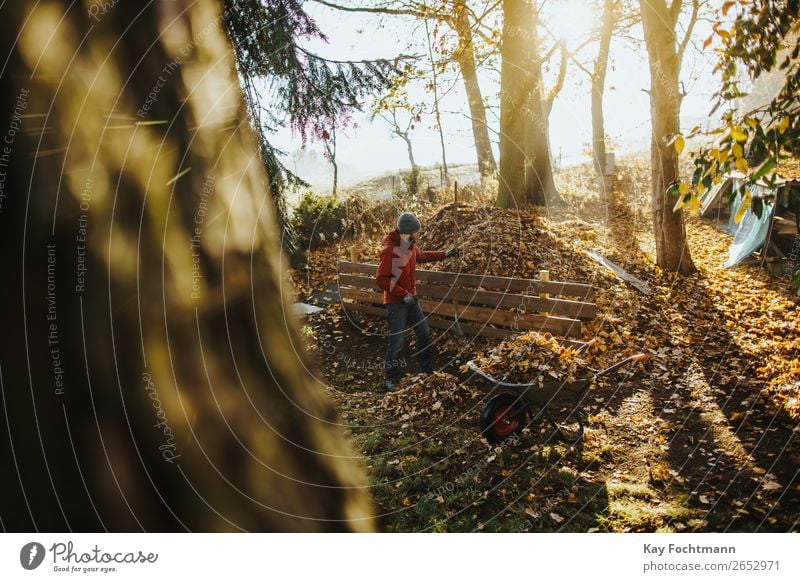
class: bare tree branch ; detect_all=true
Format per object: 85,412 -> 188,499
676,0 -> 700,65
310,0 -> 427,18
669,0 -> 683,25
544,41 -> 569,112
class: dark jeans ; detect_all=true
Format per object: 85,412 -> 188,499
385,301 -> 433,381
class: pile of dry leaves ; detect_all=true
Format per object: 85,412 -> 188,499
382,372 -> 481,421
417,203 -> 617,287
468,331 -> 592,384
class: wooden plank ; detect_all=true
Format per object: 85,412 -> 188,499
339,287 -> 583,338
422,317 -> 517,339
338,261 -> 593,299
337,274 -> 597,320
341,302 -> 386,318
343,304 -> 516,339
585,250 -> 651,295
342,302 -> 589,346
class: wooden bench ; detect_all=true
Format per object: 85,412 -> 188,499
337,261 -> 596,345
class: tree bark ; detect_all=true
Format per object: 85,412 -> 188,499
639,0 -> 697,274
401,134 -> 417,169
326,126 -> 338,198
0,0 -> 374,531
497,0 -> 556,208
592,0 -> 616,191
452,0 -> 496,176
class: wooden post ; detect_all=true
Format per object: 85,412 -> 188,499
539,270 -> 550,316
453,180 -> 458,232
539,270 -> 549,298
350,247 -> 357,263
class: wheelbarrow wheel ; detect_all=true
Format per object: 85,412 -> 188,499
480,395 -> 526,444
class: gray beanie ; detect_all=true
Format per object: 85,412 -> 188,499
397,212 -> 421,234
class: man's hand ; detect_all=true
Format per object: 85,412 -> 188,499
445,247 -> 459,258
403,294 -> 417,306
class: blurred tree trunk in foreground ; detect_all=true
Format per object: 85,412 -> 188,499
0,0 -> 373,532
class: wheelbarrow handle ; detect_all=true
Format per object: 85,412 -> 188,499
594,353 -> 648,378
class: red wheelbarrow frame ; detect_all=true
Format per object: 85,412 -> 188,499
466,341 -> 647,443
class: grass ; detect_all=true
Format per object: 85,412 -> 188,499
600,481 -> 699,532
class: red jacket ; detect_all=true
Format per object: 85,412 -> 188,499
375,229 -> 446,304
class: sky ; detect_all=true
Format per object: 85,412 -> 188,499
268,0 -> 722,193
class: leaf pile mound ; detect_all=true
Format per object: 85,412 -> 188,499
418,203 -> 617,286
382,372 -> 480,421
468,331 -> 592,385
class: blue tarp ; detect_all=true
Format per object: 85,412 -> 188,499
725,186 -> 774,267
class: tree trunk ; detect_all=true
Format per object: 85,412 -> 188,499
497,0 -> 556,208
400,131 -> 417,169
327,127 -> 338,198
592,0 -> 615,191
0,0 -> 373,531
639,0 -> 697,274
452,0 -> 496,176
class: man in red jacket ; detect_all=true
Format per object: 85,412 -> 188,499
375,212 -> 458,391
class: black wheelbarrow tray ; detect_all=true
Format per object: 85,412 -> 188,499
466,341 -> 647,444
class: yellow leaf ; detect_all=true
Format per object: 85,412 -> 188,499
717,28 -> 732,40
689,194 -> 700,216
713,174 -> 722,185
402,497 -> 411,506
732,143 -> 743,159
674,135 -> 685,155
697,181 -> 707,195
734,189 -> 751,224
731,127 -> 747,142
719,149 -> 729,163
678,182 -> 688,195
674,194 -> 687,212
735,157 -> 749,173
710,148 -> 720,160
722,1 -> 735,15
779,116 -> 790,134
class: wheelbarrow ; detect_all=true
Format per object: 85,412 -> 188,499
466,342 -> 647,444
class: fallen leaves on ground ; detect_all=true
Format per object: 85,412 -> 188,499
382,371 -> 481,421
